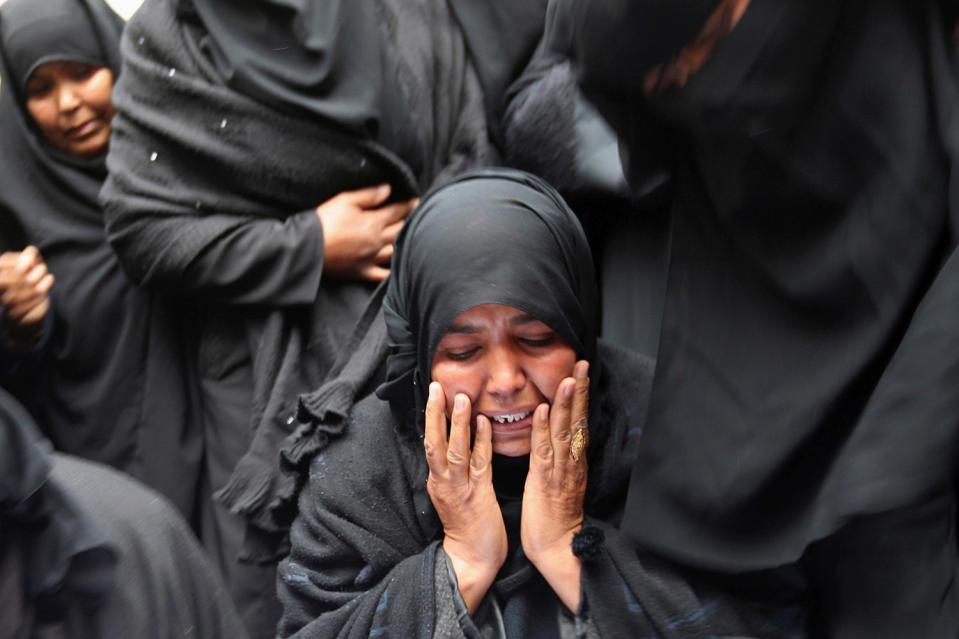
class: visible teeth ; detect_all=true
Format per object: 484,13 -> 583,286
490,410 -> 531,424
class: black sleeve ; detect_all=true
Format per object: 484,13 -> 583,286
276,417 -> 444,639
106,204 -> 325,307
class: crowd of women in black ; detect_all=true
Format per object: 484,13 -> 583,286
2,0 -> 959,637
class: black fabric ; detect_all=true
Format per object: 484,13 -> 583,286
50,453 -> 250,639
0,387 -> 246,639
547,0 -> 722,93
100,0 -> 416,535
0,388 -> 116,639
0,0 -> 117,97
557,0 -> 959,578
188,0 -> 423,176
377,168 -> 599,424
100,0 -> 496,543
0,0 -> 203,520
446,0 -> 547,144
278,346 -> 803,638
0,204 -> 27,252
500,31 -> 671,358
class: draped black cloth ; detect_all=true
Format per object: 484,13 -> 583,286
100,0 -> 496,539
0,387 -> 116,639
554,0 -> 959,574
0,387 -> 250,639
0,0 -> 202,519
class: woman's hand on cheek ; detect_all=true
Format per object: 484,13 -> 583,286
521,360 -> 590,612
425,382 -> 507,615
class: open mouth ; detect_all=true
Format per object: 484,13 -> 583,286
487,409 -> 534,425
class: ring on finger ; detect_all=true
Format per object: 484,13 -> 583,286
569,427 -> 589,462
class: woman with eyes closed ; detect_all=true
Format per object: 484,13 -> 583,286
0,0 -> 203,523
276,169 -> 804,639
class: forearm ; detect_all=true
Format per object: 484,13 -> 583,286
109,207 -> 325,306
181,210 -> 325,306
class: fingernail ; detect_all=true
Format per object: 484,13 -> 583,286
575,361 -> 589,379
564,379 -> 575,398
428,382 -> 439,401
455,394 -> 466,412
537,404 -> 549,422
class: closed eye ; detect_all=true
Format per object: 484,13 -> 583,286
26,79 -> 52,98
444,347 -> 480,362
518,335 -> 555,348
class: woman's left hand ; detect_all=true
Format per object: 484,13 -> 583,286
521,359 -> 590,612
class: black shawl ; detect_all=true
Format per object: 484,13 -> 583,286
1,387 -> 251,639
0,388 -> 116,639
558,0 -> 959,570
190,0 -> 415,155
100,0 -> 496,534
0,0 -> 202,518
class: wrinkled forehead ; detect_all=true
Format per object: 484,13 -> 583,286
1,0 -> 105,90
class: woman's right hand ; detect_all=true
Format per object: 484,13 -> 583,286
425,382 -> 508,614
0,246 -> 54,345
316,184 -> 417,282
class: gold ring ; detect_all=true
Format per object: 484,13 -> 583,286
569,428 -> 589,462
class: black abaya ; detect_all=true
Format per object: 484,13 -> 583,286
0,0 -> 202,521
554,0 -> 959,633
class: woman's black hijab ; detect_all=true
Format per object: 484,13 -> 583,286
188,0 -> 420,162
0,0 -> 122,175
377,168 -> 599,427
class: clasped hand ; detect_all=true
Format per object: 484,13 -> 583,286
0,246 -> 54,346
316,184 -> 418,282
424,361 -> 590,614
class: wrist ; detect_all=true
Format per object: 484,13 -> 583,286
528,542 -> 583,613
443,540 -> 501,615
524,518 -> 582,566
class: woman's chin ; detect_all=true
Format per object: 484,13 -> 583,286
491,428 -> 532,457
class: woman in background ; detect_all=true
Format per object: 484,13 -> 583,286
0,0 -> 203,525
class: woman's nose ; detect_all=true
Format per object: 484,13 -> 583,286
57,85 -> 81,113
485,347 -> 525,399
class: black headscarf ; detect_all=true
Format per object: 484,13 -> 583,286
377,168 -> 599,425
188,0 -> 421,164
0,0 -> 122,170
0,0 -> 202,517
